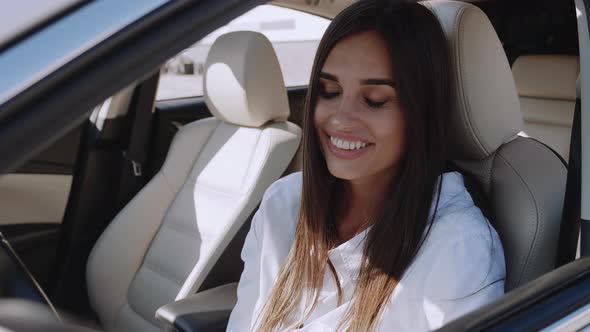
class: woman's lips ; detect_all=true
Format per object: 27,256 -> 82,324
324,129 -> 372,144
323,131 -> 374,160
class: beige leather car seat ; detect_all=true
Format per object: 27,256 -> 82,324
429,1 -> 570,291
86,31 -> 301,331
513,55 -> 580,160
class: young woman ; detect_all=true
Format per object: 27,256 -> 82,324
227,1 -> 505,331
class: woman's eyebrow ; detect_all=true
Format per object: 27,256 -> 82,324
319,73 -> 396,87
319,72 -> 339,81
360,78 -> 396,87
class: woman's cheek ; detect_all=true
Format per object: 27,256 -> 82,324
372,110 -> 406,154
314,102 -> 330,127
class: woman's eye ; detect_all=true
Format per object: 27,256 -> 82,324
319,88 -> 341,100
364,97 -> 387,109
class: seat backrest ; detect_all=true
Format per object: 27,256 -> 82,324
86,31 -> 301,332
429,1 -> 569,291
513,55 -> 580,159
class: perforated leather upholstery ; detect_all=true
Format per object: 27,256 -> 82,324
428,1 -> 569,290
513,55 -> 580,159
86,31 -> 301,331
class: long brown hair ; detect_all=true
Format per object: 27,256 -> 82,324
256,1 -> 452,331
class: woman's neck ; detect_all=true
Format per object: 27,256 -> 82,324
336,170 -> 395,242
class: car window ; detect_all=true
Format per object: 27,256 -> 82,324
156,4 -> 330,101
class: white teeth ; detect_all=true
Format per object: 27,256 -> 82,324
329,136 -> 368,150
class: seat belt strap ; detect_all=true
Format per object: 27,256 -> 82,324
556,77 -> 582,265
118,72 -> 159,207
124,72 -> 160,177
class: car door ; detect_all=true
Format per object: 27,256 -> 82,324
0,0 -> 88,289
0,126 -> 82,289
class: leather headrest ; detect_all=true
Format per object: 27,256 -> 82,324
427,1 -> 524,160
513,55 -> 580,101
204,31 -> 290,127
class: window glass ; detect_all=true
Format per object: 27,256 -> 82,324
157,5 -> 330,100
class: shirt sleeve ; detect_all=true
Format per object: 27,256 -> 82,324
421,232 -> 506,330
226,205 -> 263,331
227,173 -> 301,331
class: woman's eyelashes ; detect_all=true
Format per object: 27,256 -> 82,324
364,97 -> 387,109
318,83 -> 390,109
319,84 -> 341,100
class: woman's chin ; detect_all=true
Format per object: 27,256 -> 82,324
326,164 -> 366,181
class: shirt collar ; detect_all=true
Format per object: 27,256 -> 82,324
323,172 -> 466,288
327,227 -> 370,286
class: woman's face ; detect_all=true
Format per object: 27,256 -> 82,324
314,30 -> 406,183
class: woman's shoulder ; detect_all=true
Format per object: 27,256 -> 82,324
410,172 -> 505,300
254,172 -> 302,236
428,172 -> 495,241
261,171 -> 302,207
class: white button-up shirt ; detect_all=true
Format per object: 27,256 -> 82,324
227,172 -> 505,331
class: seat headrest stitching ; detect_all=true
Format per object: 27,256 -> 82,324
495,147 -> 541,287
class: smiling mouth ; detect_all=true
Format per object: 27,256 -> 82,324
323,133 -> 374,160
329,136 -> 371,150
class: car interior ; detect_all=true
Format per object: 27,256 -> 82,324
0,0 -> 585,331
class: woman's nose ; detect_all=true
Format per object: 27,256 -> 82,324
330,94 -> 358,128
